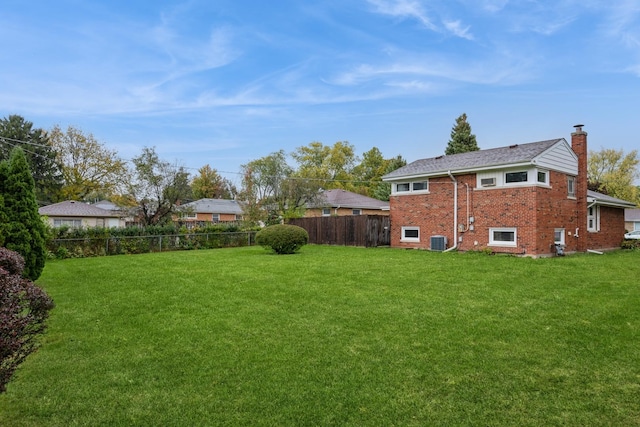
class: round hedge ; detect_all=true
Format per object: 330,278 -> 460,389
255,224 -> 309,254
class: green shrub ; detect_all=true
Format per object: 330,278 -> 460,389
621,239 -> 640,250
255,224 -> 308,254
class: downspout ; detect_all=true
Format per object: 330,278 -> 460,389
444,171 -> 458,252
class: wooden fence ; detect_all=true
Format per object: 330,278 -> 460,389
288,215 -> 390,247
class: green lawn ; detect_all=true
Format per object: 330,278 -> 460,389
1,246 -> 639,426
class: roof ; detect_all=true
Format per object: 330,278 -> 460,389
588,190 -> 637,209
314,189 -> 389,210
39,201 -> 122,217
625,208 -> 640,221
179,199 -> 244,215
383,139 -> 564,180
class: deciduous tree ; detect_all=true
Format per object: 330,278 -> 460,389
191,165 -> 236,199
588,148 -> 639,205
292,141 -> 357,190
49,125 -> 127,201
126,147 -> 192,226
445,113 -> 479,155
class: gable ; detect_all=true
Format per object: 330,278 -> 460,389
533,139 -> 578,175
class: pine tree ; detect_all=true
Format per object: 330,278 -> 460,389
1,147 -> 47,280
445,113 -> 480,155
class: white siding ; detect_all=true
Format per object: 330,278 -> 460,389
534,140 -> 578,175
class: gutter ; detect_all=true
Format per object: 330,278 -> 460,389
444,170 -> 458,252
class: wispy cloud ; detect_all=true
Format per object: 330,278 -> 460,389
366,0 -> 473,39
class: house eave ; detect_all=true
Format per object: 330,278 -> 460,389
382,161 -> 534,182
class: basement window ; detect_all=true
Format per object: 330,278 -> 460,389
554,228 -> 565,245
401,227 -> 420,242
489,227 -> 517,247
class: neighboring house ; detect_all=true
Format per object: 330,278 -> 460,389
39,200 -> 126,228
177,199 -> 244,224
625,209 -> 640,231
382,125 -> 636,256
305,189 -> 390,217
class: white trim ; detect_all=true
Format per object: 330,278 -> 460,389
401,226 -> 420,242
587,206 -> 600,232
554,228 -> 565,245
392,179 -> 429,195
489,227 -> 517,247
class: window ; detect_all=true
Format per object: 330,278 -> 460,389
505,171 -> 528,183
537,171 -> 547,184
480,177 -> 496,187
412,181 -> 428,191
394,180 -> 429,194
587,206 -> 600,232
554,228 -> 565,245
352,209 -> 361,215
489,227 -> 517,247
396,183 -> 410,192
567,176 -> 575,197
401,227 -> 420,242
185,212 -> 197,219
322,208 -> 331,216
212,213 -> 220,222
53,219 -> 82,228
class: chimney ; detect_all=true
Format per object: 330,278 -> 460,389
571,124 -> 588,252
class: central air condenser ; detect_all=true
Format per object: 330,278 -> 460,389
430,235 -> 447,251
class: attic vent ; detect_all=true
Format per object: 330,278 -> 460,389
509,144 -> 519,149
480,177 -> 496,187
430,235 -> 447,251
435,155 -> 444,159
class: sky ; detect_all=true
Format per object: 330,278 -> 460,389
1,0 -> 639,187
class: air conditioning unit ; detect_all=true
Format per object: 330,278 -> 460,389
430,235 -> 447,251
480,177 -> 496,187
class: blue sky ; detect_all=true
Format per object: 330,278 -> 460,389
1,0 -> 639,186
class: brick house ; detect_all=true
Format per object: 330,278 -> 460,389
304,189 -> 390,217
382,125 -> 636,256
177,199 -> 244,224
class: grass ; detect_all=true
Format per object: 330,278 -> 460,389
1,245 -> 639,426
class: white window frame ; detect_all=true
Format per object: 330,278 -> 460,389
567,176 -> 576,198
505,171 -> 528,184
53,218 -> 82,228
393,179 -> 429,195
322,208 -> 331,217
185,212 -> 197,219
554,228 -> 565,245
489,227 -> 517,247
352,209 -> 361,216
537,170 -> 548,185
212,213 -> 220,222
401,226 -> 420,242
587,205 -> 600,232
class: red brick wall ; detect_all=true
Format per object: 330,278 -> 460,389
586,206 -> 626,250
389,171 -> 581,256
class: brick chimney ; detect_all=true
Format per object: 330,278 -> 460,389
571,124 -> 588,252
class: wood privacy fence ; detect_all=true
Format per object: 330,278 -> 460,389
288,215 -> 390,247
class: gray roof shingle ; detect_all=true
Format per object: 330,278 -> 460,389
180,199 -> 244,215
39,201 -> 121,217
315,189 -> 389,210
383,139 -> 563,179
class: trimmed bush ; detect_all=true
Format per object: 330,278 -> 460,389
0,247 -> 54,393
255,224 -> 308,254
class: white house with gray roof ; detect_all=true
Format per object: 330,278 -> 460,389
39,200 -> 127,228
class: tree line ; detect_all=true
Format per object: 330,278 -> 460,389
1,113 -> 638,228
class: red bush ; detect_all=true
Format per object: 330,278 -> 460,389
0,247 -> 54,393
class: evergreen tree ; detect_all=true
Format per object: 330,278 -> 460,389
0,115 -> 63,204
445,113 -> 479,155
1,147 -> 47,280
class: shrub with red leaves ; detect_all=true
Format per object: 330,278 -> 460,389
0,247 -> 54,393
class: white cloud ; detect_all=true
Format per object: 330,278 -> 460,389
367,0 -> 438,31
444,20 -> 473,40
